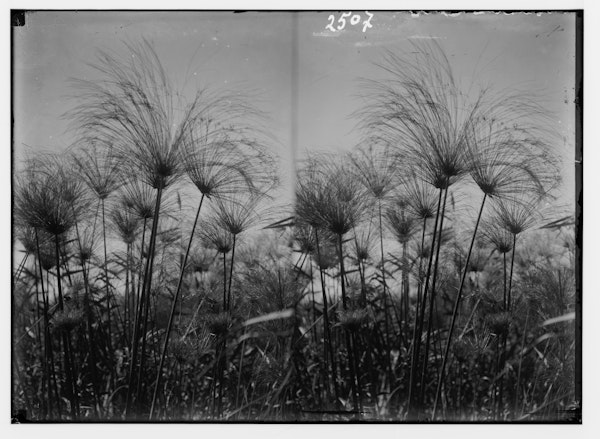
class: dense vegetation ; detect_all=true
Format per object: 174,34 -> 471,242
12,40 -> 577,422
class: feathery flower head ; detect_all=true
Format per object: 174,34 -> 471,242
198,219 -> 233,254
481,220 -> 514,254
352,224 -> 376,262
68,41 -> 210,190
71,139 -> 122,200
15,225 -> 51,255
211,192 -> 271,236
312,242 -> 339,270
110,204 -> 140,244
245,264 -> 306,314
385,201 -> 417,244
15,155 -> 88,236
292,224 -> 317,255
74,225 -> 99,263
356,42 -> 476,190
348,143 -> 398,200
402,173 -> 439,220
492,192 -> 542,236
183,129 -> 278,200
313,161 -> 371,236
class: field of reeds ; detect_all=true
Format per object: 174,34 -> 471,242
12,39 -> 578,422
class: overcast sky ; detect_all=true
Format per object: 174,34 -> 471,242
13,10 -> 576,209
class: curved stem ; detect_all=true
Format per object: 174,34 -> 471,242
227,234 -> 237,311
507,234 -> 517,312
503,253 -> 507,310
314,228 -> 338,403
55,233 -> 79,419
126,184 -> 163,417
149,194 -> 205,419
35,230 -> 58,419
402,240 -> 409,331
408,188 -> 442,414
407,217 -> 427,415
432,193 -> 487,419
310,258 -> 318,346
222,252 -> 227,310
377,199 -> 393,387
499,235 -> 517,419
420,186 -> 449,405
101,198 -> 113,358
514,306 -> 530,414
125,218 -> 146,415
12,253 -> 29,287
337,233 -> 359,416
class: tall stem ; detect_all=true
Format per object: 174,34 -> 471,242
420,186 -> 449,405
314,228 -> 338,403
433,193 -> 487,419
12,253 -> 29,288
408,188 -> 442,415
337,233 -> 360,415
222,252 -> 227,310
125,243 -> 130,344
35,231 -> 58,419
227,234 -> 237,311
498,235 -> 516,420
72,206 -> 102,416
310,259 -> 319,346
125,218 -> 146,415
149,194 -> 205,419
101,198 -> 113,357
135,198 -> 163,410
514,306 -> 530,414
377,199 -> 393,387
54,233 -> 79,419
407,217 -> 427,415
136,218 -> 148,316
402,240 -> 409,330
507,234 -> 517,312
126,184 -> 163,417
503,253 -> 508,310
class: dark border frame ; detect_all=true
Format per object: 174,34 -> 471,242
10,9 -> 583,424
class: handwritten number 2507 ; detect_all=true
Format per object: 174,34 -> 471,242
326,11 -> 373,33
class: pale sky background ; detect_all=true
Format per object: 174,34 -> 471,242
13,10 -> 576,210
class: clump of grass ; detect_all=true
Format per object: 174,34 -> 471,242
484,312 -> 512,336
168,338 -> 195,365
205,312 -> 232,336
338,309 -> 370,333
52,307 -> 85,334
